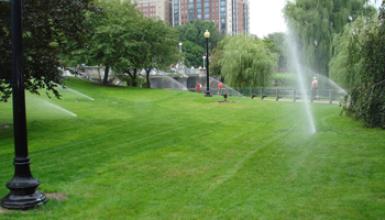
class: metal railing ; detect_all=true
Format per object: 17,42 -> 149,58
189,87 -> 346,104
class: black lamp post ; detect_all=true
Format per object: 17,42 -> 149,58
1,0 -> 46,210
204,30 -> 211,97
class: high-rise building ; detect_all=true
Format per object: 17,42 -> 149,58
132,0 -> 171,23
171,0 -> 249,35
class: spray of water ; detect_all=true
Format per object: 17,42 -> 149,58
316,74 -> 348,95
150,75 -> 188,90
303,67 -> 348,94
208,77 -> 243,97
286,29 -> 317,134
64,87 -> 95,101
40,100 -> 77,117
30,96 -> 78,118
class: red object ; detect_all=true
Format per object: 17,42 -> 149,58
218,82 -> 224,89
196,82 -> 201,93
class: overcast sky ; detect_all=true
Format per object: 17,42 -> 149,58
249,0 -> 383,38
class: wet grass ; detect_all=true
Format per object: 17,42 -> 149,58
0,78 -> 384,219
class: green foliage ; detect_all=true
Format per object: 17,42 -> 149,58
264,33 -> 288,71
350,5 -> 385,128
284,0 -> 375,76
329,17 -> 367,90
213,36 -> 276,88
331,3 -> 385,128
81,0 -> 178,87
0,0 -> 92,101
177,20 -> 222,67
80,0 -> 143,85
270,72 -> 297,87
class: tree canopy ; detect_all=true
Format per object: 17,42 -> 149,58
0,0 -> 93,101
284,0 -> 375,76
212,36 -> 276,88
264,33 -> 288,72
177,20 -> 222,67
80,0 -> 178,87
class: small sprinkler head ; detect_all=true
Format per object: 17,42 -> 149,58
223,93 -> 228,101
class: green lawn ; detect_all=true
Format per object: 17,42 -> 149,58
0,78 -> 384,219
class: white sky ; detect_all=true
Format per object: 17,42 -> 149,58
249,0 -> 288,38
249,0 -> 383,38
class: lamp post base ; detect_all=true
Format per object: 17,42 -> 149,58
205,91 -> 212,97
1,177 -> 47,210
1,191 -> 46,210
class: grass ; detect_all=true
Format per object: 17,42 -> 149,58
0,78 -> 384,219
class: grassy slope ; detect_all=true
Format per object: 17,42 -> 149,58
0,79 -> 384,219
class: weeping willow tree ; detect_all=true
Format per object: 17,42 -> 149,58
351,3 -> 385,128
330,2 -> 385,128
329,17 -> 367,91
213,36 -> 276,89
284,0 -> 375,76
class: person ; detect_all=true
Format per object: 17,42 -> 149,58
218,81 -> 224,95
311,76 -> 318,101
196,80 -> 202,93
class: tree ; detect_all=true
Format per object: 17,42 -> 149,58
80,0 -> 143,85
177,20 -> 223,67
284,0 -> 375,76
82,1 -> 178,87
350,4 -> 385,128
329,17 -> 366,90
330,2 -> 385,128
0,0 -> 93,101
264,33 -> 288,72
213,36 -> 276,88
140,18 -> 178,88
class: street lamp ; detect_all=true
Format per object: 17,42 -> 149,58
204,30 -> 211,97
1,0 -> 46,209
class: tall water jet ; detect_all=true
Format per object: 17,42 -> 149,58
286,29 -> 317,134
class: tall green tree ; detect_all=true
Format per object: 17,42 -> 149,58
284,0 -> 375,76
350,3 -> 385,128
0,0 -> 93,101
82,0 -> 178,87
264,32 -> 288,72
81,0 -> 143,85
214,36 -> 276,88
139,18 -> 178,88
330,2 -> 385,128
329,17 -> 366,90
177,20 -> 222,67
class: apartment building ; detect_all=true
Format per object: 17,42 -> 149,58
171,0 -> 249,34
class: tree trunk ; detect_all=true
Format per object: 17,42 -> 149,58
132,69 -> 137,87
103,65 -> 110,85
97,65 -> 102,82
145,68 -> 151,88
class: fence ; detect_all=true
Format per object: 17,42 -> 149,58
189,87 -> 346,104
